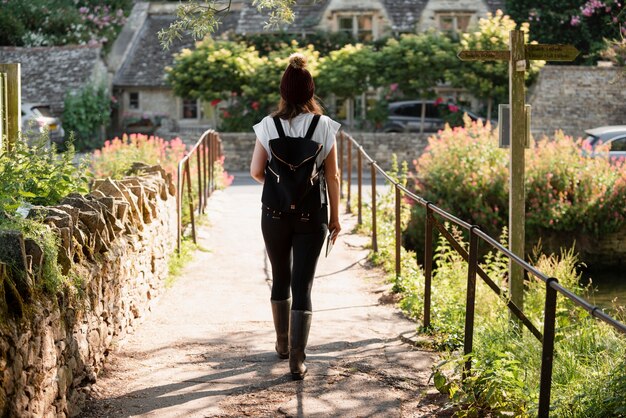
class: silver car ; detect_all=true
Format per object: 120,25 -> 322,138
583,126 -> 626,161
21,103 -> 65,145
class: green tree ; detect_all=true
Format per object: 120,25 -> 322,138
62,83 -> 111,151
445,10 -> 544,120
241,42 -> 320,115
377,32 -> 459,133
166,38 -> 262,101
159,0 -> 299,49
316,43 -> 376,128
505,0 -> 625,64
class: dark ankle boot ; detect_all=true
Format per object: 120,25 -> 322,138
289,310 -> 312,380
271,299 -> 291,359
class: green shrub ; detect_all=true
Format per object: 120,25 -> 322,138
63,83 -> 112,151
0,134 -> 89,215
91,133 -> 187,180
407,120 -> 626,257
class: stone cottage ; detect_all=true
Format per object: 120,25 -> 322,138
112,0 -> 504,139
0,44 -> 106,117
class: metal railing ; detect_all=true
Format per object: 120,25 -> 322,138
337,130 -> 626,418
176,130 -> 222,252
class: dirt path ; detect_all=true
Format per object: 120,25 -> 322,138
78,175 -> 450,417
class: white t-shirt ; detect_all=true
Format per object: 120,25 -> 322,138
253,113 -> 341,166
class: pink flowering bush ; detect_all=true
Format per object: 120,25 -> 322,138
408,119 -> 626,250
525,131 -> 626,235
92,134 -> 187,181
410,117 -> 507,236
92,134 -> 233,190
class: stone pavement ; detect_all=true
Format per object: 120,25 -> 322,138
78,173 -> 450,418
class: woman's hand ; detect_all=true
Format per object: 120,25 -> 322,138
328,219 -> 341,244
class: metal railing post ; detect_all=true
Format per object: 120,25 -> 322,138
371,162 -> 377,252
463,226 -> 479,379
538,278 -> 558,418
395,184 -> 401,280
423,203 -> 434,329
177,163 -> 183,253
185,160 -> 197,244
196,147 -> 202,214
357,147 -> 362,225
346,137 -> 352,213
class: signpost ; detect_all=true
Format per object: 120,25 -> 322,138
459,32 -> 579,418
458,33 -> 579,316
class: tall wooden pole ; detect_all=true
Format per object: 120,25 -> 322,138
0,63 -> 21,150
508,30 -> 526,314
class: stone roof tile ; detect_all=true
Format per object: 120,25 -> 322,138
0,45 -> 102,113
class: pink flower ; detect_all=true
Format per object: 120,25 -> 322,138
222,110 -> 230,118
435,97 -> 443,106
570,15 -> 581,26
390,83 -> 398,92
251,101 -> 260,111
448,104 -> 459,112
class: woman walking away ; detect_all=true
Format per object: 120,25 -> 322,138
250,53 -> 341,380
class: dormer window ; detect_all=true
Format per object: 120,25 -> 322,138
334,13 -> 376,41
435,11 -> 473,33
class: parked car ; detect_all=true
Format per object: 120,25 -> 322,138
582,125 -> 626,161
21,103 -> 65,145
382,100 -> 484,133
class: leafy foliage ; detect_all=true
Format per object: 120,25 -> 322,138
409,119 -> 626,247
158,0 -> 299,49
62,83 -> 112,151
505,0 -> 626,63
0,134 -> 89,216
91,134 -> 187,181
166,38 -> 262,102
377,32 -> 459,99
316,43 -> 376,99
0,0 -> 130,49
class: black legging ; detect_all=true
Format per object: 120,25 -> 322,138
261,205 -> 328,311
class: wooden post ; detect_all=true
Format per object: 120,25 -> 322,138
0,72 -> 6,149
508,30 -> 526,313
0,63 -> 21,150
459,37 -> 578,317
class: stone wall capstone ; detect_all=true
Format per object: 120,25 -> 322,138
0,164 -> 177,417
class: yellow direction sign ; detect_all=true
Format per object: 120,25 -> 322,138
525,44 -> 579,61
457,50 -> 510,61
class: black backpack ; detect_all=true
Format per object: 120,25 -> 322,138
262,115 -> 326,214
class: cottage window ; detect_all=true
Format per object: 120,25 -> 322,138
129,92 -> 139,109
182,98 -> 199,119
435,11 -> 473,33
336,14 -> 375,41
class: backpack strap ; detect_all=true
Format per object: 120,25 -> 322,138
304,115 -> 321,140
273,116 -> 286,138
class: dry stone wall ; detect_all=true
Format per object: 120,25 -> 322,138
0,164 -> 177,417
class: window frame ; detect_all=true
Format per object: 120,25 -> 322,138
435,11 -> 474,33
129,92 -> 140,110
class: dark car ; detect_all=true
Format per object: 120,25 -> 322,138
382,100 -> 484,133
582,126 -> 626,161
